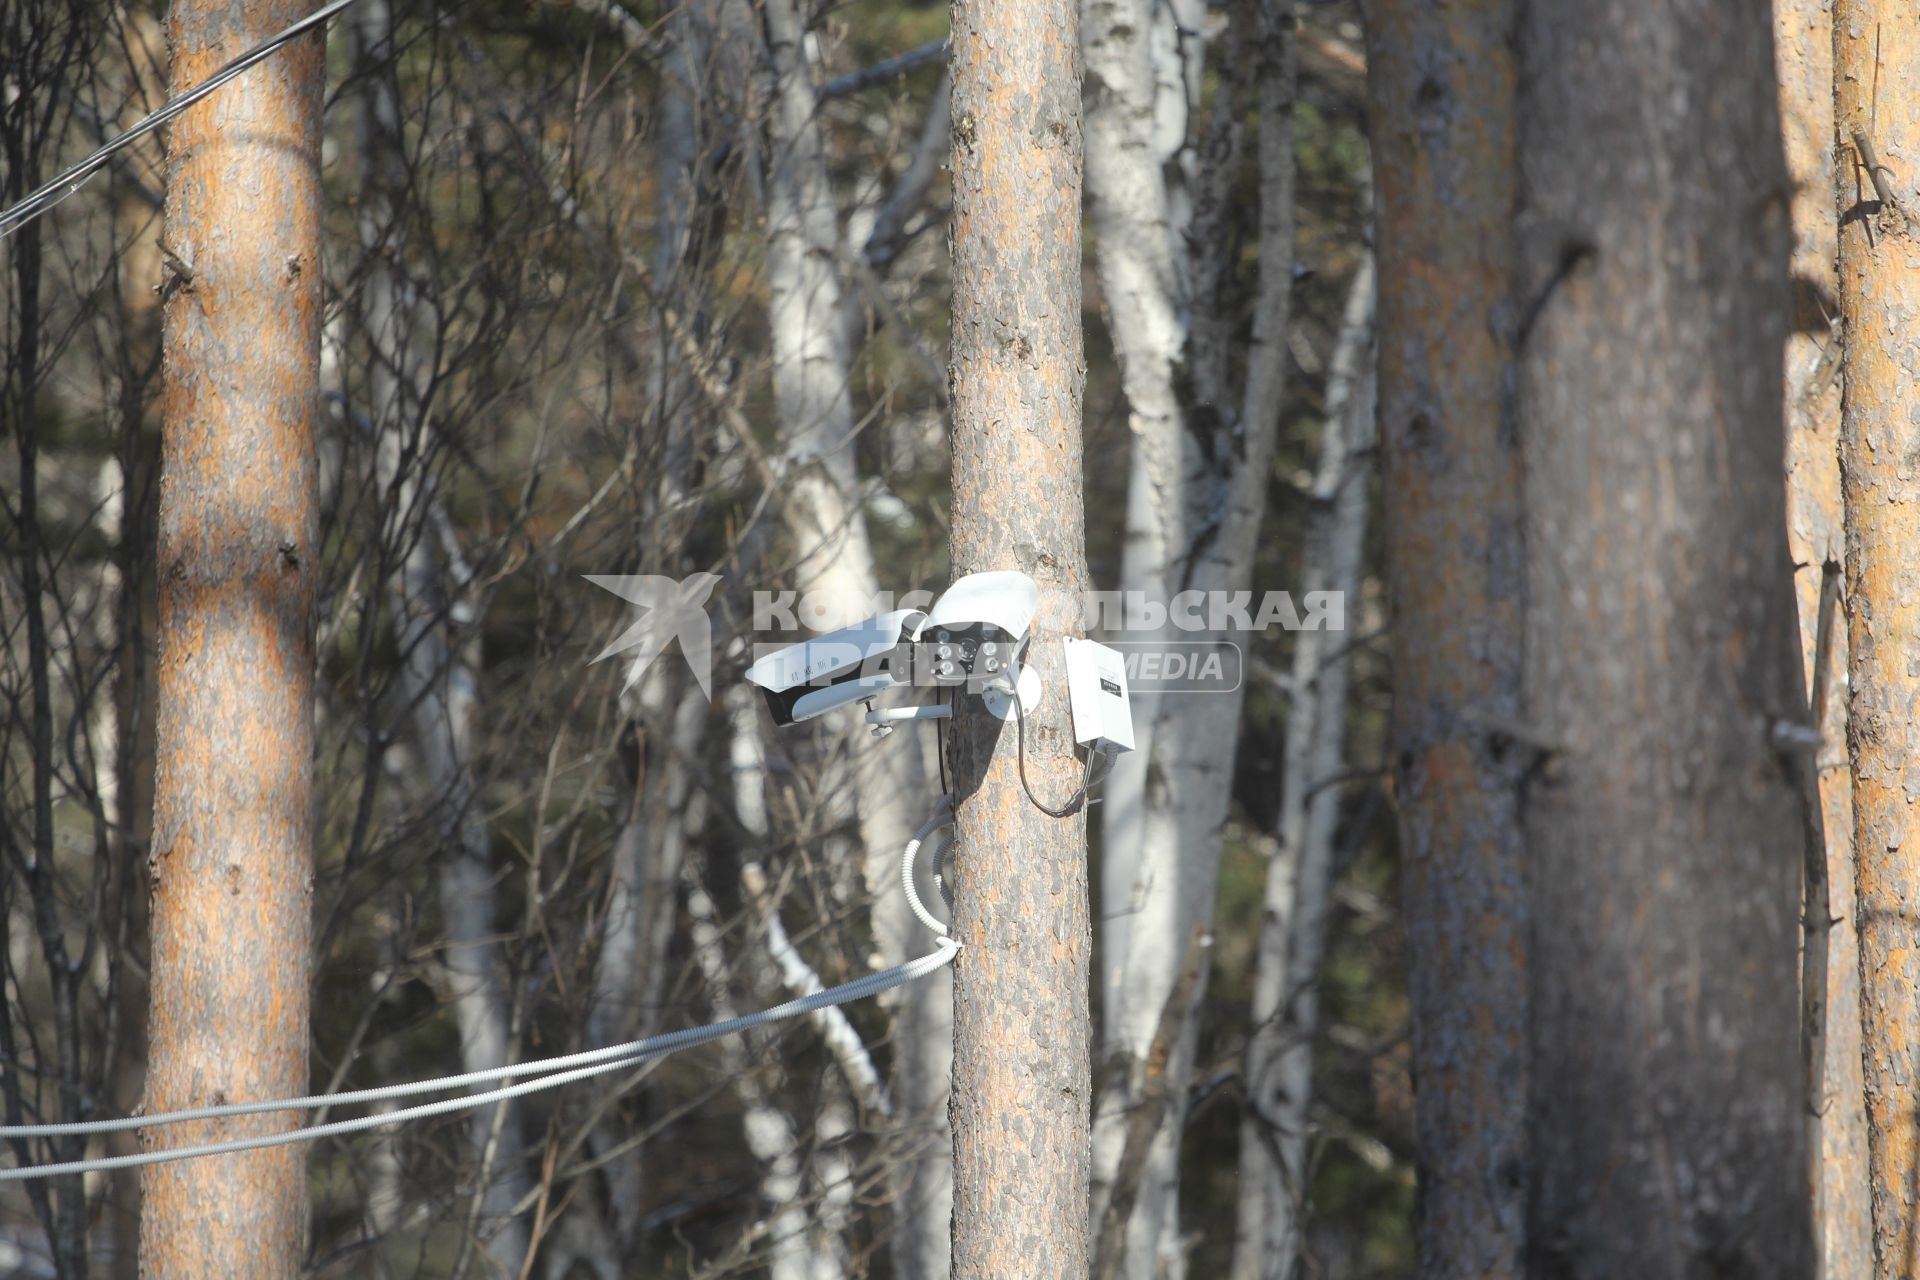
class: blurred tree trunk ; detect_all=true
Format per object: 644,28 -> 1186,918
1081,0 -> 1294,1270
752,2 -> 952,1269
1775,1 -> 1872,1274
1,14 -> 85,1279
1371,1 -> 1813,1276
103,15 -> 165,1275
1833,5 -> 1920,1276
351,2 -> 533,1269
1080,0 -> 1211,1268
141,0 -> 322,1271
944,0 -> 1092,1270
1514,3 -> 1810,1275
584,676 -> 702,1269
685,856 -> 818,1280
717,706 -> 856,1280
1365,4 -> 1529,1273
1,6 -> 123,1276
583,0 -> 725,1251
1232,249 -> 1374,1280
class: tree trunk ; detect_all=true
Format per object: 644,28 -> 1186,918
1834,6 -> 1920,1276
1516,3 -> 1810,1275
1364,6 -> 1530,1273
105,21 -> 165,1273
1232,249 -> 1374,1280
582,0 -> 724,1249
1776,1 -> 1872,1274
142,0 -> 322,1271
754,2 -> 953,1268
588,669 -> 702,1258
1371,2 -> 1814,1276
1081,0 -> 1209,1268
684,840 -> 826,1280
1083,0 -> 1294,1271
348,4 -> 536,1268
1,8 -> 104,1275
944,0 -> 1092,1270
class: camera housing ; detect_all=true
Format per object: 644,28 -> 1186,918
745,608 -> 924,726
916,569 -> 1040,688
744,571 -> 1043,726
924,570 -> 1039,641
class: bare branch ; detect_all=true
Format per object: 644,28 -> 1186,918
818,39 -> 948,100
740,863 -> 894,1118
1092,927 -> 1212,1280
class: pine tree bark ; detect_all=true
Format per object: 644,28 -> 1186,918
1515,4 -> 1810,1275
1776,1 -> 1872,1273
1364,4 -> 1529,1273
142,0 -> 322,1271
1833,6 -> 1920,1276
1372,1 -> 1815,1275
944,0 -> 1092,1271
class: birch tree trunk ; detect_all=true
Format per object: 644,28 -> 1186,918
944,0 -> 1092,1269
1231,250 -> 1374,1280
755,3 -> 951,1271
1083,0 -> 1294,1271
581,1 -> 725,1248
686,858 -> 819,1280
1775,1 -> 1872,1273
1082,5 -> 1205,1265
352,4 -> 531,1267
585,684 -> 691,1256
142,0 -> 321,1270
1833,6 -> 1920,1275
1516,3 -> 1810,1273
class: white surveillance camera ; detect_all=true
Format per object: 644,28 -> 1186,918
920,570 -> 1041,685
745,571 -> 1046,728
745,608 -> 925,726
926,570 -> 1039,640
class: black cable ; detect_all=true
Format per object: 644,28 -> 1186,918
937,684 -> 952,798
0,0 -> 364,240
1012,688 -> 1089,818
1082,746 -> 1114,797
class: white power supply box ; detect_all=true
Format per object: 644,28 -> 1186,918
1063,637 -> 1135,754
